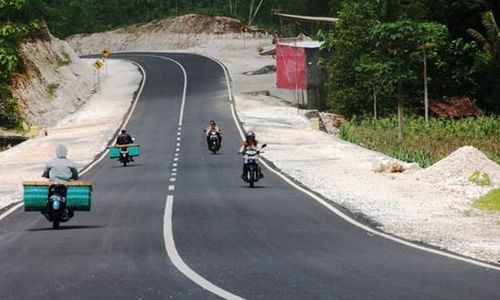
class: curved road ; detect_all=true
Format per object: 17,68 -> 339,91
0,53 -> 499,299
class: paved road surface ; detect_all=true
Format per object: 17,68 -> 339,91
0,53 -> 499,299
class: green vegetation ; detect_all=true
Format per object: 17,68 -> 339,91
45,82 -> 59,97
57,50 -> 71,66
321,1 -> 499,163
21,0 -> 332,38
339,116 -> 500,167
321,0 -> 499,118
0,0 -> 37,129
474,189 -> 500,211
468,171 -> 492,187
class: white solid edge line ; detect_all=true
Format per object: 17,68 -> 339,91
0,202 -> 23,222
165,196 -> 244,300
0,59 -> 147,221
203,54 -> 500,272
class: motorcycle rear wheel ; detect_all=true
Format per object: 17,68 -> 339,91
52,210 -> 60,229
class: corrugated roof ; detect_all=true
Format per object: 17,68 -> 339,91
278,40 -> 323,48
276,13 -> 339,24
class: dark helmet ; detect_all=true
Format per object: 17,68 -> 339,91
245,131 -> 256,140
121,129 -> 127,134
210,120 -> 216,125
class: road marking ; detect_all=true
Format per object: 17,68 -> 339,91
172,168 -> 178,172
168,185 -> 175,191
206,54 -> 500,272
0,60 -> 147,221
177,137 -> 181,141
177,132 -> 182,136
175,153 -> 180,157
176,148 -> 180,152
170,178 -> 176,182
164,196 -> 244,300
176,143 -> 181,147
173,163 -> 178,167
0,202 -> 23,222
171,173 -> 177,176
174,158 -> 179,162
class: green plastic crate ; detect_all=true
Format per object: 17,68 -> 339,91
108,145 -> 140,159
23,184 -> 92,212
108,147 -> 120,159
23,185 -> 49,211
128,145 -> 140,157
66,186 -> 92,211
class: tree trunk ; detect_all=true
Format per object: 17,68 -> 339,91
423,47 -> 429,122
397,60 -> 404,141
373,89 -> 378,120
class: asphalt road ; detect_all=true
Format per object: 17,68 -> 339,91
0,53 -> 499,300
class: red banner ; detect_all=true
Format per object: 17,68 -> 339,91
276,44 -> 306,90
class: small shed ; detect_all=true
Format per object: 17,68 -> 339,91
276,39 -> 324,109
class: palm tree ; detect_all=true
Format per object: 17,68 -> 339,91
467,11 -> 500,104
467,11 -> 500,61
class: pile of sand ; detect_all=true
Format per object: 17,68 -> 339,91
119,14 -> 243,35
416,146 -> 500,198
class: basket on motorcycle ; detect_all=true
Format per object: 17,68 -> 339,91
22,181 -> 93,212
108,144 -> 140,159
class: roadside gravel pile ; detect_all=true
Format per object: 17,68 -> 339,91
416,146 -> 500,199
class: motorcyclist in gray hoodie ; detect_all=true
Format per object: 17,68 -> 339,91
42,144 -> 79,181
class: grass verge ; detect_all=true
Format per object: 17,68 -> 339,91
339,116 -> 500,167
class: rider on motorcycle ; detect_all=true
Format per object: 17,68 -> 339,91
116,129 -> 134,145
205,120 -> 222,147
239,131 -> 263,180
116,129 -> 135,161
41,144 -> 78,222
42,144 -> 79,182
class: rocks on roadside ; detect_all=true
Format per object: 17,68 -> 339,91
372,160 -> 421,173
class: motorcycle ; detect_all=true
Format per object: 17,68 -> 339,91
206,130 -> 221,154
240,144 -> 266,188
108,143 -> 140,167
23,180 -> 93,230
42,184 -> 72,229
119,146 -> 131,166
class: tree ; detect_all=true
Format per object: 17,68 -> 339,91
371,21 -> 424,140
0,0 -> 35,128
417,23 -> 448,121
355,55 -> 392,119
320,0 -> 379,116
467,10 -> 500,111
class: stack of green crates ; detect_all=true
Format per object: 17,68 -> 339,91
108,144 -> 140,159
23,185 -> 49,211
23,183 -> 92,211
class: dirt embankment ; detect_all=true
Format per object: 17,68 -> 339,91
66,14 -> 269,55
11,24 -> 94,129
117,14 -> 243,35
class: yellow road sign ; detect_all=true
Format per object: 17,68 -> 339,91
92,60 -> 104,70
102,48 -> 111,58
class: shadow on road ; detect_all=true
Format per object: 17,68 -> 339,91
28,225 -> 103,231
110,164 -> 143,168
